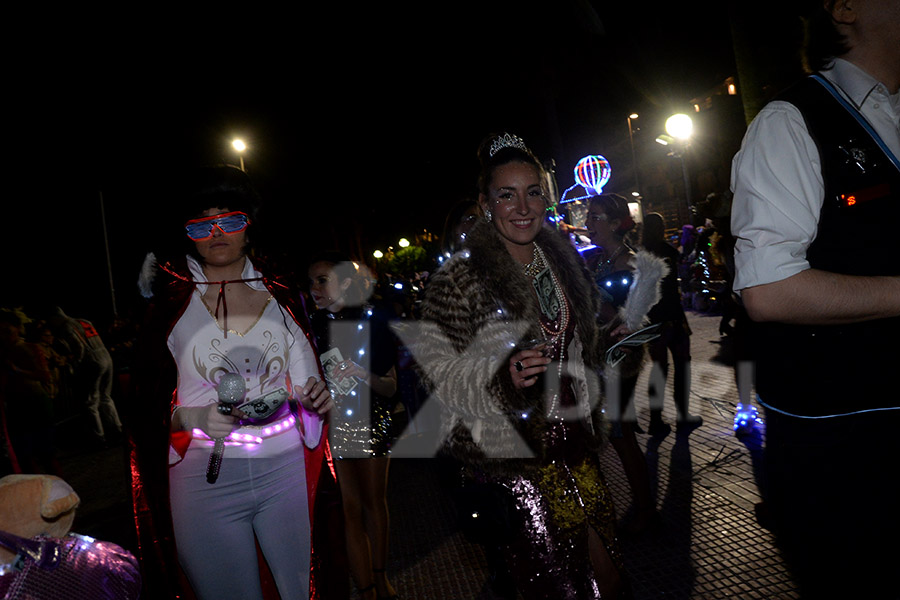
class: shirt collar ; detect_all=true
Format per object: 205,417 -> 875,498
822,58 -> 887,109
186,255 -> 268,294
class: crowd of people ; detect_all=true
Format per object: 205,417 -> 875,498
1,2 -> 896,598
0,304 -> 132,475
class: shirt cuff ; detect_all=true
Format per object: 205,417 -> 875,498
300,407 -> 324,449
733,243 -> 810,293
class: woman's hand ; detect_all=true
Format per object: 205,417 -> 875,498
295,377 -> 333,415
610,322 -> 633,340
331,359 -> 366,384
175,404 -> 243,439
509,348 -> 551,389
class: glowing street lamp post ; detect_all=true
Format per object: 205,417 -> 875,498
232,139 -> 247,172
626,113 -> 641,195
664,113 -> 694,217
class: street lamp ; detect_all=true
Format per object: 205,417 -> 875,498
665,113 -> 693,141
232,139 -> 247,172
626,113 -> 641,195
398,238 -> 410,248
664,113 -> 694,218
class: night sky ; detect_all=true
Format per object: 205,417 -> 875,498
5,2 -> 802,326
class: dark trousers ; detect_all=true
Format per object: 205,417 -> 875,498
647,321 -> 692,421
763,407 -> 900,599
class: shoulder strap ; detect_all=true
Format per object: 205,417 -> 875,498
809,74 -> 900,172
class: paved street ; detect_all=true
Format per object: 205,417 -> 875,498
57,309 -> 797,599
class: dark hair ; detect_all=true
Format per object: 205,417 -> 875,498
476,133 -> 546,197
588,193 -> 634,237
179,165 -> 261,222
801,0 -> 850,72
441,198 -> 479,254
308,251 -> 370,308
641,212 -> 666,250
176,165 -> 262,261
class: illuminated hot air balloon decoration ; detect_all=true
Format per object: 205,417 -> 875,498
559,154 -> 612,205
573,155 -> 611,194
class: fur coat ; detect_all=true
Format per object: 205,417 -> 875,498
417,220 -> 664,472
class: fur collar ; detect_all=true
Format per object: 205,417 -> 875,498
461,219 -> 602,362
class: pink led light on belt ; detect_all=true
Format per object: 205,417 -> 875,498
191,414 -> 297,445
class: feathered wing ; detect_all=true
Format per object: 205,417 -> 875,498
619,250 -> 668,331
138,252 -> 158,299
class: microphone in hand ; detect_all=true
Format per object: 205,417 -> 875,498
216,372 -> 248,415
207,373 -> 246,484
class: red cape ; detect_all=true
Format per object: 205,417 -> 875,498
127,255 -> 345,599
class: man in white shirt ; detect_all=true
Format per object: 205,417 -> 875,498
730,0 -> 899,597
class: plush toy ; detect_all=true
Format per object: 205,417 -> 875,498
0,474 -> 80,565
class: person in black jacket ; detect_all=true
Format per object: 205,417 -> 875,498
640,212 -> 701,436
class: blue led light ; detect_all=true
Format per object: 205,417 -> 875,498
733,402 -> 764,433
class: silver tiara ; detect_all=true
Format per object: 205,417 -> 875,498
489,133 -> 528,157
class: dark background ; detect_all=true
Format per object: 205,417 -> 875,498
4,2 -> 806,327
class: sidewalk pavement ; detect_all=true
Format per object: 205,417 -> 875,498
57,310 -> 798,599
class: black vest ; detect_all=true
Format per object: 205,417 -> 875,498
752,75 -> 900,416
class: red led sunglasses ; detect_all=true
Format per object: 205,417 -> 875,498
184,211 -> 251,241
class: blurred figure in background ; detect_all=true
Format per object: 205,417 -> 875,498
48,307 -> 122,449
640,212 -> 699,434
440,198 -> 479,257
308,252 -> 399,600
0,309 -> 60,475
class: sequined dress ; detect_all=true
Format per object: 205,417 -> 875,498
310,305 -> 395,459
419,221 -> 627,599
484,249 -> 624,598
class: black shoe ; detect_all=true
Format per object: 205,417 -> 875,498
648,420 -> 672,437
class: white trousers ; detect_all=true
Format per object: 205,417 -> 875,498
169,449 -> 311,600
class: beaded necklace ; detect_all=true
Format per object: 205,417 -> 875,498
595,243 -> 626,279
523,243 -> 577,422
524,244 -> 571,336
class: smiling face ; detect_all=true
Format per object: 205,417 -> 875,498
585,202 -> 620,250
479,161 -> 546,263
192,207 -> 249,269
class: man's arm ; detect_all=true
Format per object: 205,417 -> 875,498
742,269 -> 900,325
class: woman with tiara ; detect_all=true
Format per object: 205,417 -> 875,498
416,133 -> 656,598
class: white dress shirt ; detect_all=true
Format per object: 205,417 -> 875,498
730,58 -> 900,293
